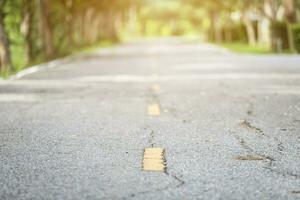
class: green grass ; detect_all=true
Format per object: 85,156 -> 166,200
219,42 -> 272,54
72,39 -> 116,55
11,45 -> 26,71
0,45 -> 26,78
1,39 -> 116,78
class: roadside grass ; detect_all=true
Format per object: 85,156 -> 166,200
219,42 -> 272,54
72,39 -> 116,55
1,39 -> 116,78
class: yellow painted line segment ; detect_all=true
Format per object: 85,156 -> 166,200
150,84 -> 160,93
143,148 -> 166,172
147,104 -> 160,116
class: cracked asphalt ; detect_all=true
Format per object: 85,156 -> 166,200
1,38 -> 300,200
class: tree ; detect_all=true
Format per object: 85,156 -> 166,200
186,0 -> 224,42
39,0 -> 54,59
283,0 -> 297,23
0,0 -> 11,74
283,0 -> 298,51
21,0 -> 34,65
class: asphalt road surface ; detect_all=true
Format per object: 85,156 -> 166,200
1,38 -> 300,200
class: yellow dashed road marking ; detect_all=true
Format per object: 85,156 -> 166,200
143,148 -> 166,172
148,104 -> 160,116
150,84 -> 160,93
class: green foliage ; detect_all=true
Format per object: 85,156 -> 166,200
3,0 -> 24,72
0,0 -> 137,77
290,23 -> 300,53
219,23 -> 248,43
270,21 -> 289,51
220,42 -> 271,54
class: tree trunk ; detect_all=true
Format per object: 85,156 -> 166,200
283,0 -> 297,23
65,0 -> 73,49
39,0 -> 54,59
104,11 -> 118,42
0,10 -> 11,74
283,0 -> 297,51
78,12 -> 85,46
21,0 -> 34,65
224,28 -> 232,43
243,16 -> 257,46
264,0 -> 278,21
264,0 -> 280,51
209,10 -> 221,42
224,15 -> 232,42
83,8 -> 94,44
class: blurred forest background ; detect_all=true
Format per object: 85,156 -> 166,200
0,0 -> 300,76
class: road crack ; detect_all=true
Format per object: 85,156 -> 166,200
164,171 -> 185,188
239,120 -> 263,134
262,163 -> 300,179
233,133 -> 300,180
144,126 -> 155,147
233,134 -> 274,163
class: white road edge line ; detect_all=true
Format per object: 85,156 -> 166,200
9,59 -> 64,80
7,47 -> 115,80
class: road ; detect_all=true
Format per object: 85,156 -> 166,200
1,38 -> 300,200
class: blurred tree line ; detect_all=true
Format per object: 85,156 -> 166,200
1,0 -> 300,76
135,0 -> 300,53
187,0 -> 300,52
0,0 -> 137,75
